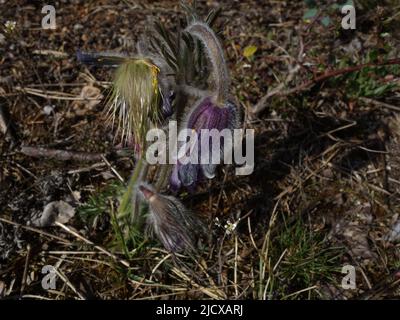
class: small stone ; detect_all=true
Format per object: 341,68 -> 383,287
43,105 -> 54,115
74,23 -> 83,31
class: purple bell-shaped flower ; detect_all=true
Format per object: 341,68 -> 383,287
170,96 -> 239,191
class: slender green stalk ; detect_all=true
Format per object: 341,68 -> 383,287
130,160 -> 149,226
155,164 -> 172,191
117,156 -> 145,220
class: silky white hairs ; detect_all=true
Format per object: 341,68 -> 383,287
185,22 -> 230,103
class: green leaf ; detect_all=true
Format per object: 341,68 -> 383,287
321,16 -> 331,27
367,50 -> 378,63
373,84 -> 392,96
303,8 -> 318,20
335,0 -> 354,10
243,45 -> 258,59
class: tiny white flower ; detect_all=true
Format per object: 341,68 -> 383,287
224,220 -> 238,235
4,21 -> 16,33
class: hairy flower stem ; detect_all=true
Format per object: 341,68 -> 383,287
131,160 -> 149,225
155,164 -> 172,192
185,22 -> 230,104
117,155 -> 146,222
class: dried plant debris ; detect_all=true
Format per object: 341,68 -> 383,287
30,200 -> 76,227
330,203 -> 378,261
387,115 -> 400,196
0,281 -> 5,298
386,219 -> 400,243
0,221 -> 23,261
69,84 -> 104,117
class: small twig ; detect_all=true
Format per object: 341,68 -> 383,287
54,221 -> 131,268
0,217 -> 70,244
67,162 -> 106,174
149,254 -> 172,283
53,268 -> 86,300
20,146 -> 104,162
101,155 -> 125,182
252,58 -> 400,115
359,97 -> 400,112
281,285 -> 318,299
286,58 -> 400,95
20,146 -> 135,163
252,64 -> 300,115
357,271 -> 400,299
32,50 -> 69,58
20,244 -> 31,297
15,86 -> 103,101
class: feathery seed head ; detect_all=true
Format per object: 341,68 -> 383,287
139,184 -> 203,252
106,58 -> 161,147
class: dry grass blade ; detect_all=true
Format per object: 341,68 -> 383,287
54,222 -> 130,268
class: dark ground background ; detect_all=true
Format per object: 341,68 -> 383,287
0,0 -> 400,299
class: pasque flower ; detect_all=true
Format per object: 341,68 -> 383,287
76,14 -> 240,252
139,185 -> 204,252
169,22 -> 241,191
170,96 -> 239,191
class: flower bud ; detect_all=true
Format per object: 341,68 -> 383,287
139,185 -> 204,252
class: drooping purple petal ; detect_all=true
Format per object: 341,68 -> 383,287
170,163 -> 182,192
170,97 -> 239,192
179,162 -> 199,187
